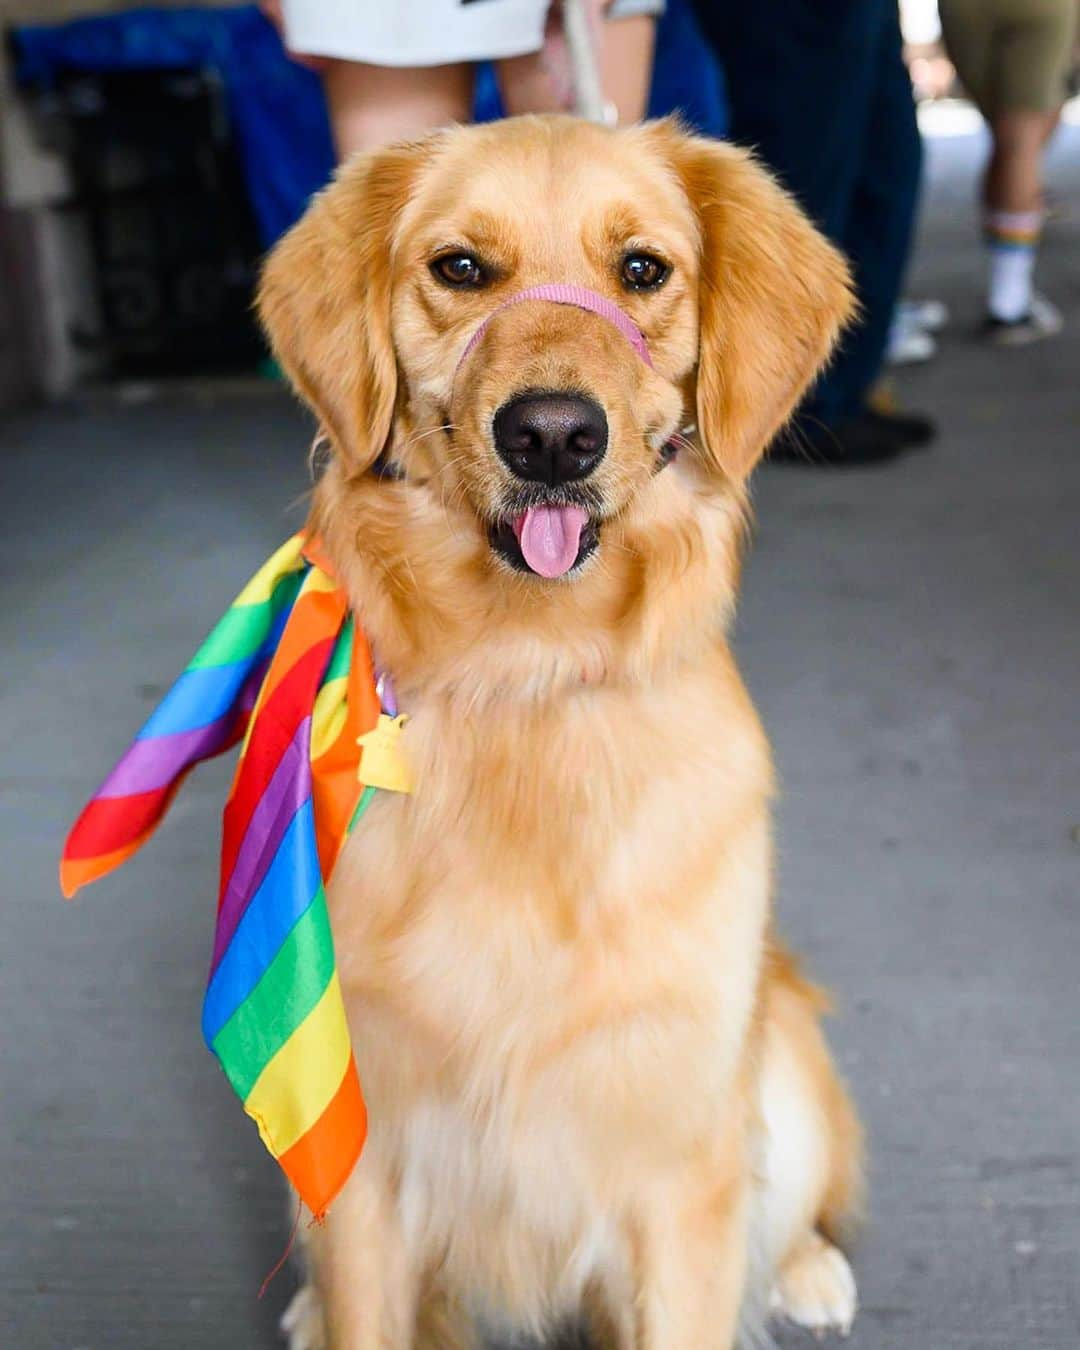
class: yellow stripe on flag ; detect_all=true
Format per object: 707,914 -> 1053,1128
242,971 -> 352,1157
310,676 -> 348,759
302,569 -> 338,596
232,534 -> 306,608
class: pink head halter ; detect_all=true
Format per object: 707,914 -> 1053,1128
455,283 -> 653,376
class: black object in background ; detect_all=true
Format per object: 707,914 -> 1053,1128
59,68 -> 264,376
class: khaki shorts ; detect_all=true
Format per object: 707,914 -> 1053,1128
940,0 -> 1078,115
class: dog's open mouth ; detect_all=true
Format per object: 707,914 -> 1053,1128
489,504 -> 600,578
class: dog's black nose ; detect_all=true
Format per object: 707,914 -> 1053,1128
493,392 -> 608,485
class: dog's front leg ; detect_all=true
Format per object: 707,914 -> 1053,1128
304,1158 -> 417,1350
626,1163 -> 750,1350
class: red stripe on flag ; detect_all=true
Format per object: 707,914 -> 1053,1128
62,716 -> 250,873
62,780 -> 178,861
61,823 -> 158,897
217,636 -> 336,907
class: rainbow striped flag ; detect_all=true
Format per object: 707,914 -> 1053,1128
61,535 -> 387,1218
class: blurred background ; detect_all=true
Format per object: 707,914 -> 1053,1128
1,2 -> 1078,1347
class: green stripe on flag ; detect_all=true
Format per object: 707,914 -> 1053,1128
348,785 -> 378,834
211,893 -> 336,1100
189,569 -> 304,670
322,616 -> 354,687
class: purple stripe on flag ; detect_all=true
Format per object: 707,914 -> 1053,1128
96,712 -> 237,798
95,655 -> 271,800
237,655 -> 269,716
209,715 -> 312,975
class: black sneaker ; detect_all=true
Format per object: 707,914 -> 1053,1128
861,406 -> 936,448
770,411 -> 915,468
984,295 -> 1063,346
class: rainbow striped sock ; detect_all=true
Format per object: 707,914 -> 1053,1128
984,209 -> 1042,323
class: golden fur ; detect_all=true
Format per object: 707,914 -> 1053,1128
259,115 -> 863,1350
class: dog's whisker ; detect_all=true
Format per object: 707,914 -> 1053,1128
668,431 -> 696,456
398,422 -> 459,455
286,485 -> 316,515
430,453 -> 476,523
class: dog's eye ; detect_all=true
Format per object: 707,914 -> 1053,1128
431,252 -> 487,289
621,252 -> 670,291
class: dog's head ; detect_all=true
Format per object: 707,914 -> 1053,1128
260,117 -> 852,687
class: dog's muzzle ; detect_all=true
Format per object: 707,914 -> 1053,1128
456,284 -> 653,580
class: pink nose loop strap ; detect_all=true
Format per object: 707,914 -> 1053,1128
455,283 -> 653,376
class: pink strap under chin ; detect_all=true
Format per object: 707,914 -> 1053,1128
456,282 -> 653,375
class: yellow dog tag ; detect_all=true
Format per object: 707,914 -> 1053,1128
357,714 -> 412,794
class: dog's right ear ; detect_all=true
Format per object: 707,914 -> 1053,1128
257,140 -> 431,469
648,122 -> 855,483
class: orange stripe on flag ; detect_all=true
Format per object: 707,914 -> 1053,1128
277,1054 -> 367,1218
60,822 -> 161,898
255,576 -> 344,716
311,623 -> 380,878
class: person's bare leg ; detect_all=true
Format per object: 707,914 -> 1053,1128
1040,103 -> 1063,146
323,60 -> 474,161
497,15 -> 657,124
984,108 -> 1048,212
981,108 -> 1061,333
984,108 -> 1066,207
598,15 -> 657,123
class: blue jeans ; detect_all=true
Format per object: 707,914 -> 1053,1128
691,0 -> 923,424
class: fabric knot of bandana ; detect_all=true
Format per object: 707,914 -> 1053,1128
60,535 -> 400,1218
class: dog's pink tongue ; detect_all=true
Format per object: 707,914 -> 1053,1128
513,505 -> 587,578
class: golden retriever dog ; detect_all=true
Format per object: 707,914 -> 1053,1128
258,115 -> 863,1350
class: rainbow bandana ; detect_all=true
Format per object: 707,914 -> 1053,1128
61,535 -> 408,1217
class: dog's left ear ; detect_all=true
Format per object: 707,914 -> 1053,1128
657,126 -> 855,482
257,138 -> 433,469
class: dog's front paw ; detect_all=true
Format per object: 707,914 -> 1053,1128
281,1284 -> 326,1350
769,1233 -> 856,1339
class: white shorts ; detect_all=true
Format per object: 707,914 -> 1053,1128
281,0 -> 664,68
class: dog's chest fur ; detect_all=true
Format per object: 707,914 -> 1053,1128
324,652 -> 772,1312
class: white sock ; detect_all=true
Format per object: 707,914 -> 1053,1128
984,210 -> 1042,322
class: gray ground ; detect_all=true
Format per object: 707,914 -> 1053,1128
2,119 -> 1078,1350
